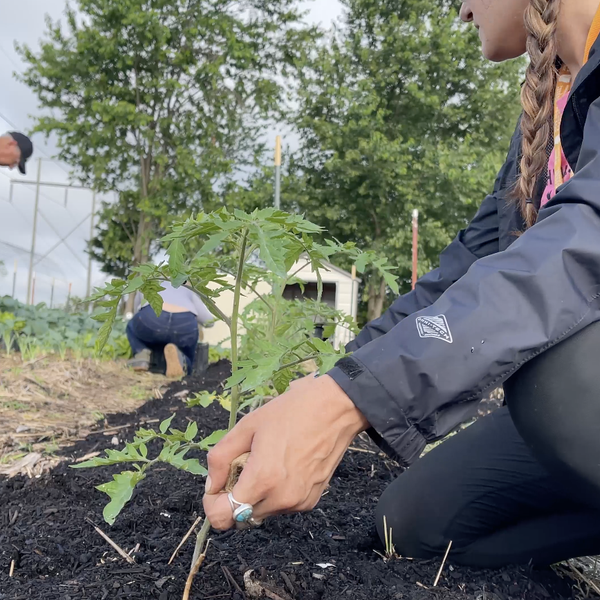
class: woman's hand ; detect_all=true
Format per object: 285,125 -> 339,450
202,374 -> 369,530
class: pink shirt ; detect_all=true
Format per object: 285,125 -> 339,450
541,89 -> 574,208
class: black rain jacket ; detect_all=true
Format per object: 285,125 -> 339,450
328,37 -> 600,466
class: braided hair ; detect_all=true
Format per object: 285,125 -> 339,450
516,0 -> 562,228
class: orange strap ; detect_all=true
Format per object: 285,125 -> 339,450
553,4 -> 600,188
584,3 -> 600,63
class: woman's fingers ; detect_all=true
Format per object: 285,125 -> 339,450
202,375 -> 369,530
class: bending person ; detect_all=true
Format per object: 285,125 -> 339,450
127,281 -> 213,377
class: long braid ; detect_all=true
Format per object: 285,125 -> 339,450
516,0 -> 562,228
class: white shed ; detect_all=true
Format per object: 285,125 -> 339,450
202,258 -> 360,349
282,257 -> 360,348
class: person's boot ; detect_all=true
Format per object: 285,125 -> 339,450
128,348 -> 151,371
164,343 -> 186,378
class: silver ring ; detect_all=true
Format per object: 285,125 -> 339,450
227,492 -> 254,524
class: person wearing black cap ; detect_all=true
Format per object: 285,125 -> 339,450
0,132 -> 33,174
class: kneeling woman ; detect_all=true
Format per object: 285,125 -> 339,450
202,0 -> 600,569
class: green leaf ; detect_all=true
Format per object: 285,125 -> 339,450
273,368 -> 293,395
121,276 -> 144,295
381,269 -> 400,295
168,452 -> 208,476
168,239 -> 186,277
196,232 -> 228,257
97,471 -> 146,526
225,369 -> 248,389
160,414 -> 175,434
184,421 -> 198,442
141,281 -> 165,316
198,429 -> 227,450
138,443 -> 148,459
253,226 -> 287,278
187,391 -> 217,408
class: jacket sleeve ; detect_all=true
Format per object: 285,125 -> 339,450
329,99 -> 600,466
347,117 -> 522,352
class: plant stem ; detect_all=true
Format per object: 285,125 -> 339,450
278,354 -> 319,371
228,229 -> 248,432
190,517 -> 211,569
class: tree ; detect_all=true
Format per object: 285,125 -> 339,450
17,0 -> 317,287
293,0 -> 525,321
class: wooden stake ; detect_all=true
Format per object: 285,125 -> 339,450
433,540 -> 453,587
9,559 -> 15,577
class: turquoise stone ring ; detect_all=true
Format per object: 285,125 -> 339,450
228,493 -> 254,524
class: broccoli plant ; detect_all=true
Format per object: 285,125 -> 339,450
74,208 -> 398,592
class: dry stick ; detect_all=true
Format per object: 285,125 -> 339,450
183,539 -> 211,600
433,540 -> 453,587
348,446 -> 377,455
85,518 -> 135,564
169,516 -> 203,565
567,561 -> 600,596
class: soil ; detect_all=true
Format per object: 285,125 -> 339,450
0,361 -> 580,600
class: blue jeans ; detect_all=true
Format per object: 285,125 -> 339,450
126,306 -> 198,371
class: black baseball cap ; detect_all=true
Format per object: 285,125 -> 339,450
8,132 -> 33,175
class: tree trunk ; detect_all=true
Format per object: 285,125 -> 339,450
367,276 -> 387,322
125,213 -> 152,314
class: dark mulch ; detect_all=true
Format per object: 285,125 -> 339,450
0,361 -> 576,599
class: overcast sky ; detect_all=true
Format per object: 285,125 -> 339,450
0,0 -> 343,306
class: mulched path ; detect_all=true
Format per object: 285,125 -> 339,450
0,361 -> 578,599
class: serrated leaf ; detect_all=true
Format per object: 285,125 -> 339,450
218,394 -> 231,411
273,368 -> 293,395
196,232 -> 228,257
254,227 -> 287,278
225,368 -> 248,389
121,276 -> 144,295
323,324 -> 337,338
97,471 -> 146,526
381,269 -> 400,295
160,414 -> 175,434
140,281 -> 164,316
198,429 -> 227,450
187,391 -> 217,408
184,421 -> 198,442
168,239 -> 185,277
94,309 -> 117,354
317,352 -> 345,375
354,253 -> 370,274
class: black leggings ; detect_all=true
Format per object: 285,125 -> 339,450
376,321 -> 600,568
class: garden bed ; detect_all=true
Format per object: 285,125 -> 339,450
0,361 -> 580,599
0,355 -> 167,476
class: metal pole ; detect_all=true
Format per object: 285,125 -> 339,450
86,191 -> 97,300
350,264 -> 357,342
26,159 -> 42,305
412,209 -> 419,290
11,260 -> 17,298
67,282 -> 72,308
50,278 -> 55,308
274,135 -> 281,209
31,271 -> 36,305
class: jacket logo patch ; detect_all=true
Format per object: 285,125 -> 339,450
416,315 -> 453,344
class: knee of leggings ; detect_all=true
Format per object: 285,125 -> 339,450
375,475 -> 448,559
